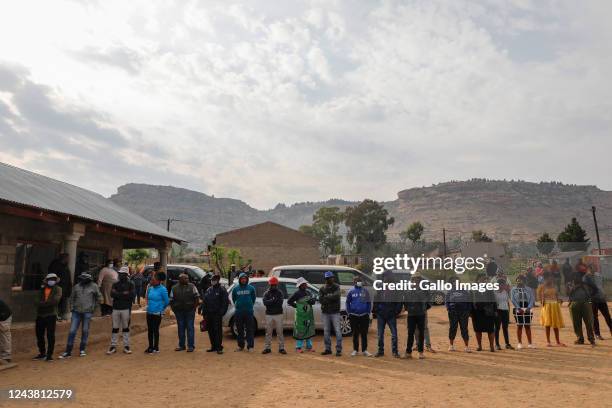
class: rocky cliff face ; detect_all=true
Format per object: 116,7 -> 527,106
389,180 -> 612,243
109,180 -> 612,248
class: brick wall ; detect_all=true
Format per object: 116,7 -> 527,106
216,222 -> 320,272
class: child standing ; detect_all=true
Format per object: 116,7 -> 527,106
538,272 -> 565,347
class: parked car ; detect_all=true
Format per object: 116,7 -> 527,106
270,265 -> 374,296
143,264 -> 222,290
223,277 -> 357,337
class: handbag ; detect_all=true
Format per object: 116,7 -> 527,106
199,318 -> 208,332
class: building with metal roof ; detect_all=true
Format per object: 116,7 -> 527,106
0,162 -> 184,320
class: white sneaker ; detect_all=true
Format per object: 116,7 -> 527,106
362,351 -> 372,357
464,347 -> 472,353
79,350 -> 87,357
350,350 -> 358,356
527,344 -> 536,349
448,345 -> 456,352
517,343 -> 523,350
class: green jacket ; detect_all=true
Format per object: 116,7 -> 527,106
35,285 -> 63,317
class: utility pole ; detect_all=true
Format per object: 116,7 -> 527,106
592,206 -> 602,255
166,218 -> 175,232
442,228 -> 447,257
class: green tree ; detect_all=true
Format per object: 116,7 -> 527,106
210,246 -> 227,276
312,206 -> 345,255
472,230 -> 492,242
344,199 -> 394,253
400,222 -> 424,245
124,249 -> 150,268
227,248 -> 241,268
557,218 -> 589,251
536,232 -> 555,255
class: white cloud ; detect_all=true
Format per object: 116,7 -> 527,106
0,0 -> 611,209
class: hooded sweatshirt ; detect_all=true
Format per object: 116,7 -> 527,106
231,275 -> 256,314
346,286 -> 371,316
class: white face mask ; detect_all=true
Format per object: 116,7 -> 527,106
356,281 -> 363,287
47,280 -> 56,287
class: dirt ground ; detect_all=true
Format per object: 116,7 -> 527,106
2,305 -> 611,408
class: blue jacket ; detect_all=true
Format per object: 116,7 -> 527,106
510,286 -> 535,309
346,286 -> 371,316
231,283 -> 256,314
146,284 -> 169,314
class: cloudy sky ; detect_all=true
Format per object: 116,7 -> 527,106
1,0 -> 611,209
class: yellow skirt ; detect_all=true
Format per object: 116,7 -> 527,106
540,302 -> 564,328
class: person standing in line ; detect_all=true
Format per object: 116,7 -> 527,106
415,308 -> 436,353
288,277 -> 316,352
107,267 -> 135,355
319,271 -> 342,356
445,276 -> 472,353
145,272 -> 169,354
511,274 -> 536,350
586,266 -> 611,340
374,271 -> 402,358
231,273 -> 256,352
494,277 -> 514,350
201,275 -> 229,354
568,273 -> 596,346
98,260 -> 118,316
48,253 -> 71,320
170,273 -> 200,352
346,276 -> 372,357
538,272 -> 565,347
471,273 -> 497,352
0,297 -> 11,365
403,274 -> 429,359
261,276 -> 286,354
59,273 -> 102,359
33,273 -> 62,361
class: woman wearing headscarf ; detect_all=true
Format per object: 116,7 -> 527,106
288,277 -> 316,353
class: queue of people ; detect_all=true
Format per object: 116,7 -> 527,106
0,256 -> 607,366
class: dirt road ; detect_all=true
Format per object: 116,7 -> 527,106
2,306 -> 611,408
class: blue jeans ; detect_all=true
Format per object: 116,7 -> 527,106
377,314 -> 398,354
296,338 -> 313,349
322,313 -> 342,352
175,309 -> 196,349
235,312 -> 255,349
66,311 -> 93,353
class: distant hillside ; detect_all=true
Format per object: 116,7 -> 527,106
109,183 -> 356,247
109,180 -> 612,248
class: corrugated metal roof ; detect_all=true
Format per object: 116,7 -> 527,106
0,162 -> 183,242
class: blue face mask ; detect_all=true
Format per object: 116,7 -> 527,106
47,280 -> 56,287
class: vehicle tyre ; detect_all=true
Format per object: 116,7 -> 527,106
339,312 -> 352,337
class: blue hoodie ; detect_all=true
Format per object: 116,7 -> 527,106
231,274 -> 256,314
346,286 -> 371,316
147,284 -> 169,314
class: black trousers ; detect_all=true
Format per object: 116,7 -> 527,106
592,302 -> 612,336
147,313 -> 162,350
207,314 -> 223,351
407,315 -> 425,353
448,310 -> 470,341
495,309 -> 510,346
349,314 -> 369,352
35,315 -> 57,357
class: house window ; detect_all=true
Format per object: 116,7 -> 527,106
12,242 -> 59,291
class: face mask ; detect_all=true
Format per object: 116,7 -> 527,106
47,280 -> 56,287
356,281 -> 363,287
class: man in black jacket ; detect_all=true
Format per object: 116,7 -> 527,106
107,267 -> 135,355
319,271 -> 342,356
170,273 -> 200,352
262,277 -> 286,354
202,275 -> 229,354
